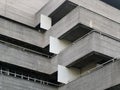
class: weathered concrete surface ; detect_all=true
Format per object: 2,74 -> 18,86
0,0 -> 49,27
72,0 -> 120,23
0,41 -> 55,74
0,0 -> 120,27
0,18 -> 44,47
1,6 -> 120,48
42,6 -> 120,47
36,0 -> 120,26
0,1 -> 35,27
35,0 -> 65,25
58,31 -> 120,66
59,60 -> 120,90
0,75 -> 57,90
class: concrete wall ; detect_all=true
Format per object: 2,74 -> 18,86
0,75 -> 57,90
59,60 -> 120,90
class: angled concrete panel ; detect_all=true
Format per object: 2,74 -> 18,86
40,14 -> 52,30
58,65 -> 80,84
50,36 -> 70,54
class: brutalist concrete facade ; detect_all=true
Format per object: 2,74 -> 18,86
0,0 -> 120,90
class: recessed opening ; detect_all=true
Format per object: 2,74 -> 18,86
68,51 -> 112,73
49,1 -> 77,25
59,23 -> 92,42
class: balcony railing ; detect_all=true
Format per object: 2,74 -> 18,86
0,69 -> 59,87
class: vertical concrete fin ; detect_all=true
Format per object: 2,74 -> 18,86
50,36 -> 70,54
40,14 -> 52,30
58,65 -> 81,84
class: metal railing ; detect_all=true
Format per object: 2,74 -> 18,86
0,69 -> 59,87
72,57 -> 120,83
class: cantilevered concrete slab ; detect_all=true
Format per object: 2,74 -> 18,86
0,18 -> 44,47
42,6 -> 120,47
35,0 -> 77,26
0,40 -> 54,74
0,0 -> 120,27
106,84 -> 120,90
101,0 -> 120,10
0,0 -> 49,27
1,5 -> 120,49
58,31 -> 120,67
59,59 -> 120,90
36,0 -> 120,27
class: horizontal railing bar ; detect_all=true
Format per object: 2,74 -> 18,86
0,69 -> 59,87
0,39 -> 52,58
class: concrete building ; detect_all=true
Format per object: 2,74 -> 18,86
0,0 -> 120,90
